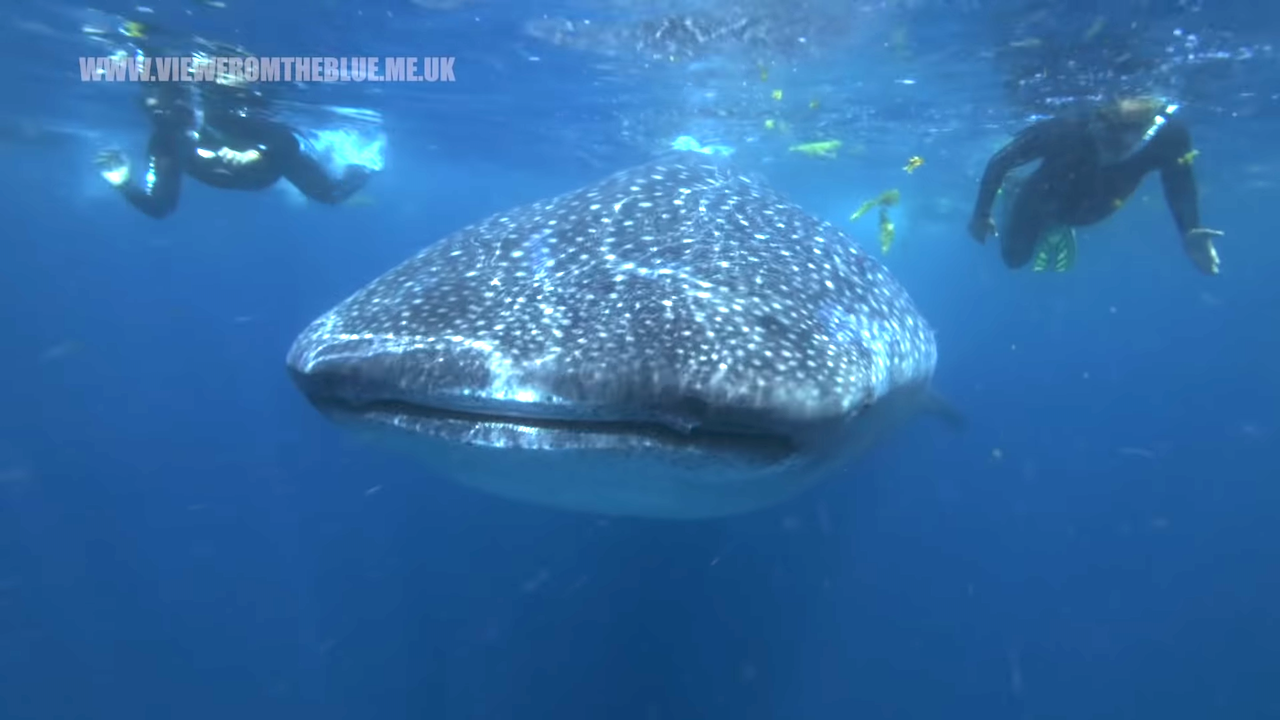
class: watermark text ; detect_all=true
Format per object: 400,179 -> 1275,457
80,56 -> 457,82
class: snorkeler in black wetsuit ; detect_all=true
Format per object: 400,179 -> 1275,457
968,97 -> 1225,275
96,48 -> 381,219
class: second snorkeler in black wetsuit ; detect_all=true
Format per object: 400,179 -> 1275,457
968,97 -> 1224,275
96,47 -> 379,219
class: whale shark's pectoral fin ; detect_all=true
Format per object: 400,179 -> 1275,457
923,391 -> 967,432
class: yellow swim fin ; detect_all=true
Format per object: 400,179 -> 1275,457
121,20 -> 148,38
1032,227 -> 1077,272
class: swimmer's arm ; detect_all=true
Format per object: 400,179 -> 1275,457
1154,121 -> 1200,236
972,119 -> 1060,220
118,131 -> 183,219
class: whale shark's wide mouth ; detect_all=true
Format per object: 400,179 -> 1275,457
298,390 -> 804,467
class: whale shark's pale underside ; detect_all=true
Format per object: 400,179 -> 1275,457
287,155 -> 957,519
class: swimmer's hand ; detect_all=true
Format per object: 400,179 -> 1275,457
217,147 -> 261,166
1183,227 -> 1224,275
968,214 -> 996,243
95,149 -> 130,187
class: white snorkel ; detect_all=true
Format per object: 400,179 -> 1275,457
1133,101 -> 1180,152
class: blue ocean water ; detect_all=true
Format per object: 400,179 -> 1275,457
1,1 -> 1277,719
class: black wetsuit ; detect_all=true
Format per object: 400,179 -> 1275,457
119,85 -> 372,219
972,112 -> 1200,268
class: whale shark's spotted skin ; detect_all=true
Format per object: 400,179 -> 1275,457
288,155 -> 942,518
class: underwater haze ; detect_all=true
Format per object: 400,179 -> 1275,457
1,0 -> 1278,719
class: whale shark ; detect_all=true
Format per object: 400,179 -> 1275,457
287,155 -> 958,519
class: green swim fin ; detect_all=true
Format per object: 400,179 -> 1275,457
1032,227 -> 1077,272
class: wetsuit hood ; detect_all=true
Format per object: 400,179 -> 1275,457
1090,98 -> 1180,165
143,83 -> 202,136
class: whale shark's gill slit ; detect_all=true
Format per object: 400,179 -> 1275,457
321,398 -> 800,464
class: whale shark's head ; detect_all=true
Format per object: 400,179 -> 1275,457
287,157 -> 941,519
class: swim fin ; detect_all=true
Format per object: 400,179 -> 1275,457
1032,226 -> 1077,272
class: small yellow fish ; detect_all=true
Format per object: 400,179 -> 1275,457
771,89 -> 783,101
849,189 -> 900,220
889,27 -> 911,58
878,209 -> 896,254
809,99 -> 821,110
1083,16 -> 1106,41
789,140 -> 841,159
903,155 -> 924,173
764,119 -> 776,130
1179,149 -> 1200,165
849,190 -> 902,254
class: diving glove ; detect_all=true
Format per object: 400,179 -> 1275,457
1183,227 -> 1224,275
95,148 -> 130,187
